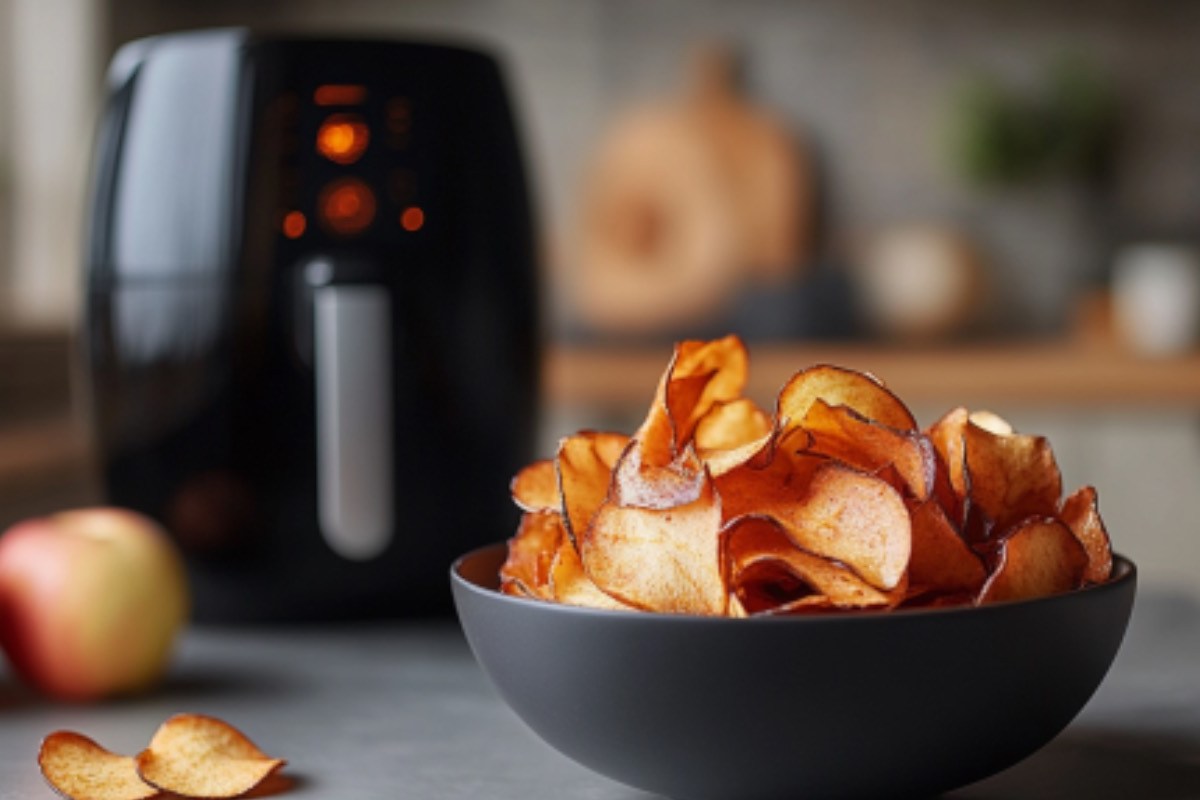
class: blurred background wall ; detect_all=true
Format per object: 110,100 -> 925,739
3,0 -> 1198,335
0,0 -> 100,328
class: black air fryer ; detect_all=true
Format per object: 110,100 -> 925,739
82,30 -> 539,621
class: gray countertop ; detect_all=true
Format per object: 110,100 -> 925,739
2,588 -> 1198,799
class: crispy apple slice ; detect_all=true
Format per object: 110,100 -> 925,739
977,518 -> 1088,604
549,534 -> 638,611
777,364 -> 917,432
800,399 -> 936,500
667,336 -> 751,446
135,714 -> 284,799
714,430 -> 825,521
612,440 -> 708,511
499,511 -> 563,599
695,398 -> 772,453
737,462 -> 912,591
588,430 -> 632,469
731,559 -> 829,615
556,431 -> 628,545
39,732 -> 159,800
583,470 -> 726,615
1059,485 -> 1114,584
724,515 -> 905,611
964,419 -> 1062,537
702,431 -> 777,478
636,336 -> 750,468
969,409 -> 1014,435
907,499 -> 987,595
926,406 -> 970,526
510,460 -> 557,513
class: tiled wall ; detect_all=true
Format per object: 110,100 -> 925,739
110,0 -> 1200,334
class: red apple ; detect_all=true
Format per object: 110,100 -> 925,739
0,508 -> 188,701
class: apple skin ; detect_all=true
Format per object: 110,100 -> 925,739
0,508 -> 189,702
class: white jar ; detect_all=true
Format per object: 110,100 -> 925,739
1112,244 -> 1200,356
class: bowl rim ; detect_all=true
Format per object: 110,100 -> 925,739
451,542 -> 1137,625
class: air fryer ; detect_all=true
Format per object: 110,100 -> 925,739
82,30 -> 539,621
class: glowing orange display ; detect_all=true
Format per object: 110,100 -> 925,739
282,210 -> 307,239
316,114 -> 370,165
400,206 -> 425,232
319,178 -> 376,236
314,84 -> 367,106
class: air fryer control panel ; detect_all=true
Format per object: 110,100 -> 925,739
274,82 -> 430,245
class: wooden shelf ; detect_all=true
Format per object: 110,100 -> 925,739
543,340 -> 1200,412
6,341 -> 1199,497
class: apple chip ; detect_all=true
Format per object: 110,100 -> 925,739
636,335 -> 749,468
800,399 -> 936,500
613,440 -> 708,511
725,516 -> 905,611
589,430 -> 632,469
694,396 -> 773,478
702,431 -> 776,478
510,460 -> 558,513
499,582 -> 533,599
695,398 -> 772,453
500,512 -> 563,599
39,731 -> 160,800
741,462 -> 912,591
557,431 -> 628,544
549,534 -> 638,611
977,518 -> 1088,604
969,409 -> 1014,435
964,420 -> 1062,537
906,499 -> 987,596
732,559 -> 833,615
667,336 -> 751,446
1059,486 -> 1113,585
583,471 -> 726,615
135,714 -> 284,799
715,431 -> 825,521
777,364 -> 917,432
926,406 -> 970,525
703,416 -> 795,480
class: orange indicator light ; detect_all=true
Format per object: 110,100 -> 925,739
400,206 -> 425,232
319,178 -> 376,236
316,114 -> 370,165
314,84 -> 367,106
282,210 -> 307,239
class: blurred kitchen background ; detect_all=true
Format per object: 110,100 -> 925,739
2,0 -> 1199,587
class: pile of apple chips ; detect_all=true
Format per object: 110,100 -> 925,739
502,336 -> 1112,615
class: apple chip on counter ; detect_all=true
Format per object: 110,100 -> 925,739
137,714 -> 286,798
38,715 -> 285,800
38,732 -> 160,800
500,335 -> 1115,615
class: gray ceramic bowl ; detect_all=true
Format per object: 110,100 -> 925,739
452,543 -> 1135,800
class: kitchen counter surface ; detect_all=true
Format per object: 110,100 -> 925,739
1,587 -> 1198,799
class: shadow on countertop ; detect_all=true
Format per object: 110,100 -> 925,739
945,725 -> 1200,799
